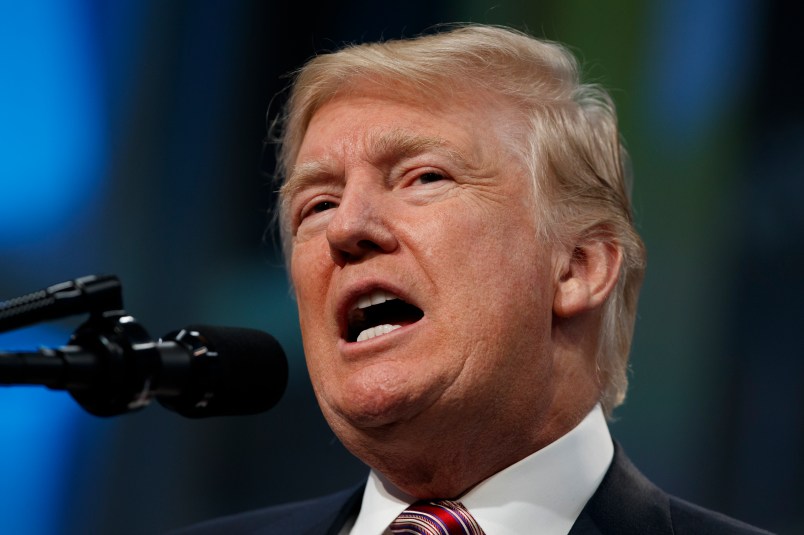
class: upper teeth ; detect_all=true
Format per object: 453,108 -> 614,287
355,289 -> 398,310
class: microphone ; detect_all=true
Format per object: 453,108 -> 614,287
156,325 -> 289,418
0,320 -> 288,418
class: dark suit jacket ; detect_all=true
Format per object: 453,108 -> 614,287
566,445 -> 772,535
170,445 -> 772,534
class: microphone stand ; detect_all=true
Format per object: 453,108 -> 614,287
0,275 -> 162,416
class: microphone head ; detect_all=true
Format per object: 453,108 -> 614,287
157,325 -> 288,418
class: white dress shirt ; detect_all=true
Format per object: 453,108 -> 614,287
344,404 -> 613,535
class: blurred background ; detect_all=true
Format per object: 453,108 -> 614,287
1,0 -> 801,533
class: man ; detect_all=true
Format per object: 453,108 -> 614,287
176,24 -> 771,534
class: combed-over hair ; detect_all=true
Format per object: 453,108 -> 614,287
274,24 -> 646,416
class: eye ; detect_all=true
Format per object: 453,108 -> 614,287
414,171 -> 447,185
298,198 -> 337,226
311,200 -> 337,213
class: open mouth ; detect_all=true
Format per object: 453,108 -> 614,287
346,289 -> 424,342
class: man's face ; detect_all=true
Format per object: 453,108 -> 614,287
286,85 -> 560,453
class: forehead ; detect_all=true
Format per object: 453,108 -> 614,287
280,94 -> 499,213
289,127 -> 478,181
290,85 -> 522,172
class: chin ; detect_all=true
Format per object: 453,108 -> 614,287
328,391 -> 418,430
323,377 -> 439,434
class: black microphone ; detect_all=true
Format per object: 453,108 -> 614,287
156,324 -> 289,418
0,319 -> 288,418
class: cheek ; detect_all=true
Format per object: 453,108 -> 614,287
418,201 -> 544,287
291,241 -> 329,300
417,202 -> 552,348
290,242 -> 334,351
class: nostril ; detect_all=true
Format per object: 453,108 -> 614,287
357,239 -> 381,250
330,248 -> 353,265
330,238 -> 388,265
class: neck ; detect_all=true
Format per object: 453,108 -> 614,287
347,372 -> 600,498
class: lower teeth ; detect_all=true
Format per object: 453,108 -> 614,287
356,324 -> 402,342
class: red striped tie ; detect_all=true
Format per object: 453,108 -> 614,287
389,500 -> 485,535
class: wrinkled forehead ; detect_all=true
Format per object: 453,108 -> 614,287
281,75 -> 523,179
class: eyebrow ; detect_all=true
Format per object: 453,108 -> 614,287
280,129 -> 479,202
371,130 -> 449,162
280,160 -> 335,203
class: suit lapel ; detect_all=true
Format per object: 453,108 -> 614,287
568,509 -> 604,535
318,484 -> 364,535
568,443 -> 674,535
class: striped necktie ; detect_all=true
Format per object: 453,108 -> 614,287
389,500 -> 485,535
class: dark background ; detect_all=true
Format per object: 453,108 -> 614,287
0,1 -> 802,533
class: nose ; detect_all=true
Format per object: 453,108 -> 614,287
326,181 -> 398,265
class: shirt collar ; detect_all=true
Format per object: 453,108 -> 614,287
347,404 -> 613,535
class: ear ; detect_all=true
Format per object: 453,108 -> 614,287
553,234 -> 622,318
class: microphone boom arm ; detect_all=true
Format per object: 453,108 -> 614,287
0,275 -> 123,334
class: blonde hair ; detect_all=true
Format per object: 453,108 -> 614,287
274,24 -> 646,415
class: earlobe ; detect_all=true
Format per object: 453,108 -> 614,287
553,237 -> 622,318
